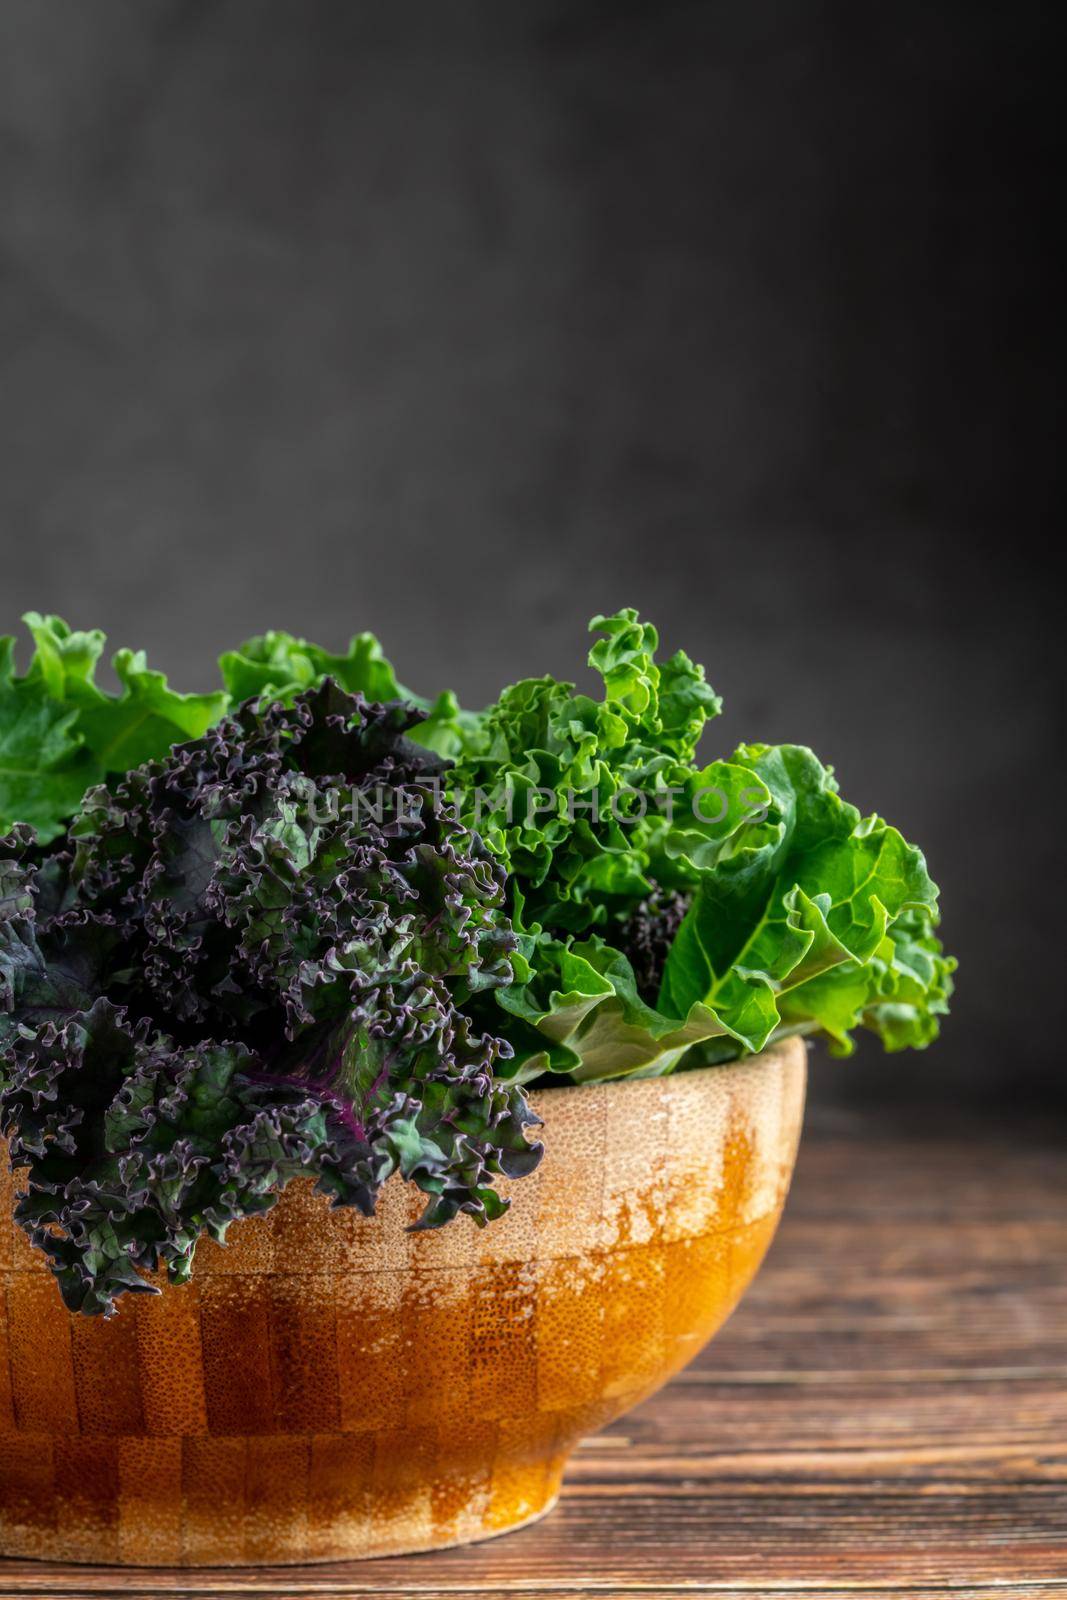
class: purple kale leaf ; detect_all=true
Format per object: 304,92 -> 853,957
0,683 -> 540,1314
619,884 -> 691,1006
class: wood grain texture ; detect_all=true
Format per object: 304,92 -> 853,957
0,1113 -> 1063,1598
0,1047 -> 805,1565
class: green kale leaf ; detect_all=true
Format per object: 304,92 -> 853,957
0,615 -> 226,844
1,603 -> 955,1316
438,611 -> 953,1081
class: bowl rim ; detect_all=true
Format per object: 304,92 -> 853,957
522,1032 -> 807,1105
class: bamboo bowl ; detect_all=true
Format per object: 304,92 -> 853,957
0,1037 -> 805,1566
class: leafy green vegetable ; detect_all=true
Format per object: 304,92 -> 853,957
0,684 -> 538,1314
220,628 -> 468,755
0,605 -> 954,1316
0,617 -> 466,848
438,611 -> 953,1082
219,628 -> 405,704
0,615 -> 226,844
0,636 -> 98,841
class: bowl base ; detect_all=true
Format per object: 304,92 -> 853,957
0,1440 -> 566,1568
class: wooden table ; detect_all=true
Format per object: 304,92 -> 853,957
1,1109 -> 1064,1598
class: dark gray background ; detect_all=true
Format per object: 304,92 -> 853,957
1,1 -> 1060,1111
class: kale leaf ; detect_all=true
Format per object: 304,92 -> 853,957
439,611 -> 954,1082
1,605 -> 955,1318
0,684 -> 539,1314
0,615 -> 226,844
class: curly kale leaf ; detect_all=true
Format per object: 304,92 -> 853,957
619,886 -> 691,1005
0,995 -> 366,1314
2,603 -> 955,1298
440,612 -> 952,1081
0,636 -> 100,842
445,608 -> 722,931
657,743 -> 950,1054
219,628 -> 468,756
0,616 -> 226,844
0,682 -> 540,1314
1,616 -> 463,845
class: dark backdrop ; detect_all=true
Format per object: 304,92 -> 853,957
1,2 -> 1060,1110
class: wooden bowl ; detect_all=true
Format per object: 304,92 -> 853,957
0,1037 -> 805,1566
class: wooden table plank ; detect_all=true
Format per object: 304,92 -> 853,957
1,1114 -> 1064,1598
